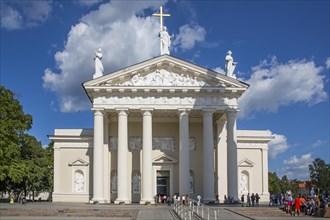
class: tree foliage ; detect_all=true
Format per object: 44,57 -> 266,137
268,172 -> 300,195
268,172 -> 282,194
309,158 -> 330,194
0,85 -> 52,196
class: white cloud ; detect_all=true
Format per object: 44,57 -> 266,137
268,133 -> 289,159
0,0 -> 52,30
173,23 -> 206,50
238,57 -> 327,118
326,57 -> 330,69
279,153 -> 314,180
312,139 -> 327,148
42,1 -> 165,112
213,67 -> 225,74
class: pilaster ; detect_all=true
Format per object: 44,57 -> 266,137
262,148 -> 269,195
53,145 -> 60,193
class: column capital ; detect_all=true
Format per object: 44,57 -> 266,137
141,108 -> 153,115
178,109 -> 189,117
203,109 -> 215,117
92,108 -> 104,113
116,108 -> 128,116
226,109 -> 239,117
93,110 -> 104,117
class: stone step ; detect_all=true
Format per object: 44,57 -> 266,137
0,208 -> 138,218
226,207 -> 290,217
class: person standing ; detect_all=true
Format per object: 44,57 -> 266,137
256,193 -> 260,207
251,193 -> 255,207
241,194 -> 245,207
182,195 -> 186,205
197,195 -> 201,206
300,195 -> 307,215
247,193 -> 251,207
294,195 -> 301,216
167,195 -> 171,206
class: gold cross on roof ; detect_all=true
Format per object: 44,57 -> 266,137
152,6 -> 170,31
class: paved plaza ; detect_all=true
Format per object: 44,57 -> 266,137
0,202 -> 325,220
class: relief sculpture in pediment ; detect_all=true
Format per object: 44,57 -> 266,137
120,69 -> 210,87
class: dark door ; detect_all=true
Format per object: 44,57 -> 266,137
157,177 -> 168,195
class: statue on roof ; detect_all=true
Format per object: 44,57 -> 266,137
159,26 -> 171,55
153,6 -> 171,55
93,48 -> 104,79
225,50 -> 237,78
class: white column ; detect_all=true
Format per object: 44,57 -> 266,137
179,110 -> 190,195
227,110 -> 239,201
115,109 -> 130,204
91,109 -> 105,203
216,117 -> 227,201
203,110 -> 215,202
262,148 -> 269,195
140,109 -> 154,204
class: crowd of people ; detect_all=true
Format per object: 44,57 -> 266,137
240,193 -> 261,207
269,190 -> 328,217
154,194 -> 204,207
154,194 -> 194,206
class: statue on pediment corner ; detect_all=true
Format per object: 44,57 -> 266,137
93,48 -> 104,79
225,50 -> 237,78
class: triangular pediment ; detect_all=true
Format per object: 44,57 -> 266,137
238,158 -> 254,167
83,55 -> 248,98
153,153 -> 177,164
68,158 -> 89,166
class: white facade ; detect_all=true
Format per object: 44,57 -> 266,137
49,55 -> 272,204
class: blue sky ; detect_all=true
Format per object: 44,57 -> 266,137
1,0 -> 329,181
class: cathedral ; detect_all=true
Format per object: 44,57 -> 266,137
49,6 -> 272,204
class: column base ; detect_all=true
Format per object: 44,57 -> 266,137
226,196 -> 240,203
140,199 -> 155,205
202,198 -> 216,205
114,199 -> 130,204
90,198 -> 106,204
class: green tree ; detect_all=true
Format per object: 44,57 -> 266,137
288,178 -> 300,196
0,85 -> 53,198
0,85 -> 32,192
309,158 -> 330,194
279,175 -> 289,193
21,134 -> 52,198
45,141 -> 54,193
268,172 -> 281,194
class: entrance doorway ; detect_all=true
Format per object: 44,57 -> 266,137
156,171 -> 170,196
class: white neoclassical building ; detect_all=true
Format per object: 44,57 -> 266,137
49,54 -> 272,204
